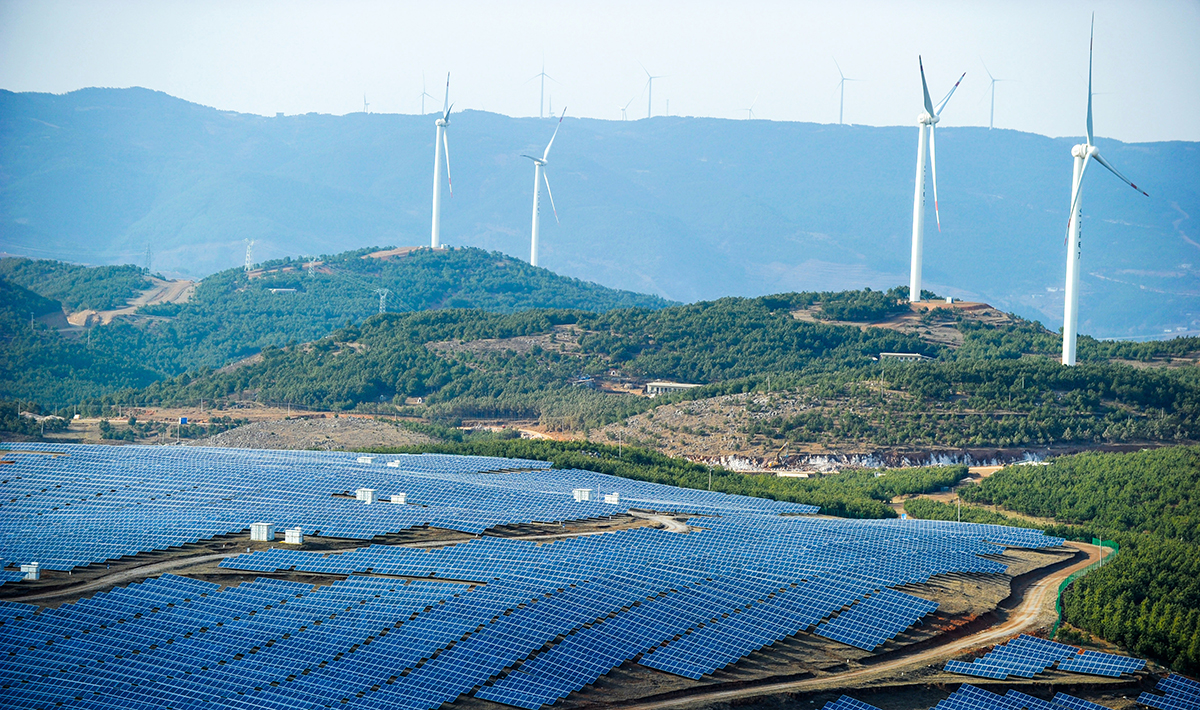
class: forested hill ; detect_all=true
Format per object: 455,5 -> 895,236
126,293 -> 1200,447
0,247 -> 671,403
3,87 -> 1197,337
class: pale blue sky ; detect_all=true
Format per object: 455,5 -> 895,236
1,0 -> 1198,142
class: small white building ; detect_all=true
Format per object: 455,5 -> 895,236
604,492 -> 621,505
283,527 -> 304,545
572,488 -> 594,502
20,562 -> 39,581
356,456 -> 376,464
355,488 -> 378,504
878,352 -> 932,363
645,381 -> 703,398
249,522 -> 274,541
391,492 -> 407,504
385,460 -> 402,468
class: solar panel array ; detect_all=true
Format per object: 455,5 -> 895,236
825,685 -> 1130,710
0,444 -> 1072,710
0,443 -> 811,573
944,634 -> 1145,681
1139,674 -> 1200,710
935,684 -> 1119,710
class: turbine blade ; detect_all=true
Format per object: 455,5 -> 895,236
543,107 -> 566,160
1093,151 -> 1149,196
929,122 -> 941,232
834,57 -> 845,81
1065,154 -> 1092,244
919,56 -> 935,116
443,131 -> 453,196
442,72 -> 451,118
543,171 -> 559,224
1086,14 -> 1094,145
935,72 -> 966,116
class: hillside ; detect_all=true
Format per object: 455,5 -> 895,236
0,247 -> 671,403
2,87 -> 1198,337
124,293 -> 1200,451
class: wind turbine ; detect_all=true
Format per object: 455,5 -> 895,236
524,108 -> 566,267
743,95 -> 758,120
529,61 -> 556,118
419,73 -> 434,114
430,73 -> 453,249
834,59 -> 858,125
642,65 -> 664,118
908,57 -> 965,303
1060,15 -> 1149,366
981,59 -> 1003,129
363,94 -> 369,114
619,96 -> 635,121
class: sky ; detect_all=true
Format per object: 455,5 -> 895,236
1,0 -> 1198,143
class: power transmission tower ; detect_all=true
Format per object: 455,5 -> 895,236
243,239 -> 255,272
373,288 -> 392,314
144,243 -> 153,272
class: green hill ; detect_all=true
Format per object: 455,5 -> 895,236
125,292 -> 1200,447
0,247 -> 672,404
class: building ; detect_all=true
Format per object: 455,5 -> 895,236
645,381 -> 703,397
878,352 -> 932,363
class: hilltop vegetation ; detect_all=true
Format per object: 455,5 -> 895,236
3,253 -> 1196,454
0,248 -> 670,403
0,258 -> 151,312
117,292 -> 1199,448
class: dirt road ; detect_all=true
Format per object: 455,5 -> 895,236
619,541 -> 1107,709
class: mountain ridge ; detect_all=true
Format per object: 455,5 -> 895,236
2,86 -> 1198,336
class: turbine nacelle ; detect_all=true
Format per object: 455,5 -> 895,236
1072,144 -> 1096,159
919,112 -> 939,125
436,117 -> 448,127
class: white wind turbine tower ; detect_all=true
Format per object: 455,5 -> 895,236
619,97 -> 635,121
1060,15 -> 1149,366
742,95 -> 758,120
429,73 -> 453,249
642,65 -> 664,118
363,94 -> 369,114
908,57 -> 965,303
981,60 -> 1004,129
530,61 -> 555,118
834,59 -> 857,125
524,108 -> 566,267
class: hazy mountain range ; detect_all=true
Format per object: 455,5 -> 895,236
1,87 -> 1197,337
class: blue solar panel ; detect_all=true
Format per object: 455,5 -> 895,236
0,443 -> 1076,709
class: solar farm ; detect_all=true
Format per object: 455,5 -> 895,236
0,443 -> 1179,710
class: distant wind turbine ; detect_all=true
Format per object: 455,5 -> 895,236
523,108 -> 566,267
908,57 -> 965,303
641,65 -> 665,118
419,73 -> 434,114
834,59 -> 858,125
742,95 -> 758,120
619,96 -> 635,121
1060,15 -> 1149,366
363,94 -> 369,114
981,59 -> 1004,129
430,73 -> 453,249
529,61 -> 556,118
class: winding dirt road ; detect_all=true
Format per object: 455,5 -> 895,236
619,541 -> 1108,709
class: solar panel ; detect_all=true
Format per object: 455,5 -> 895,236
0,443 -> 1077,710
